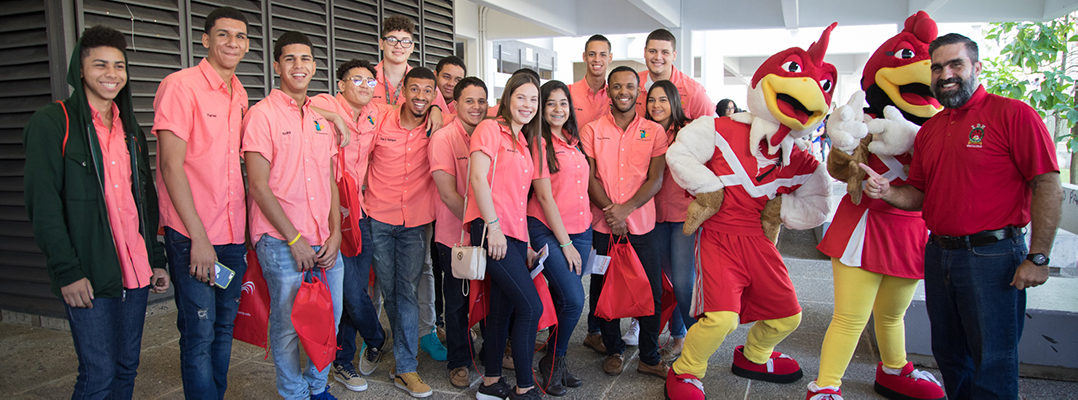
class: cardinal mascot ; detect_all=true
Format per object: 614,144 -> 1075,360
663,23 -> 838,399
807,11 -> 946,400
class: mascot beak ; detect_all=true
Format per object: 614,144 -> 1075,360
759,74 -> 830,146
875,60 -> 943,118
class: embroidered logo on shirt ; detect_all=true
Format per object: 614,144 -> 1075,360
315,120 -> 323,131
967,123 -> 985,148
639,129 -> 649,139
367,115 -> 375,126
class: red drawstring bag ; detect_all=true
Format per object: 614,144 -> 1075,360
234,249 -> 270,351
468,278 -> 490,328
659,270 -> 677,333
337,146 -> 363,257
595,235 -> 655,320
533,273 -> 558,330
291,268 -> 337,371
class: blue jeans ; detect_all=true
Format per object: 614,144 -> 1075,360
924,234 -> 1027,400
437,242 -> 473,369
368,218 -> 426,374
65,285 -> 149,400
335,217 -> 385,367
528,217 -> 591,357
163,228 -> 247,399
590,230 -> 663,366
471,219 -> 542,387
257,234 -> 344,400
653,221 -> 697,337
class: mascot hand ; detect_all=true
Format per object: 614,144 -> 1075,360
683,190 -> 724,235
867,105 -> 919,156
761,196 -> 783,245
827,91 -> 869,155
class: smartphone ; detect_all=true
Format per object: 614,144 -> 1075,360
214,262 -> 236,289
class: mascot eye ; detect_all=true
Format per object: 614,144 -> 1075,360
819,79 -> 833,92
781,61 -> 802,73
894,48 -> 915,59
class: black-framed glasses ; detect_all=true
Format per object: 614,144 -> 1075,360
349,76 -> 377,87
382,36 -> 415,48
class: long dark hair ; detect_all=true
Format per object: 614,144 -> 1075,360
538,80 -> 580,174
716,98 -> 738,116
497,73 -> 542,153
645,80 -> 690,141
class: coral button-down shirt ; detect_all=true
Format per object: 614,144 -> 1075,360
309,93 -> 390,212
428,119 -> 473,246
92,104 -> 152,289
580,113 -> 668,235
528,131 -> 591,234
463,119 -> 534,242
569,78 -> 611,126
152,58 -> 247,245
365,109 -> 437,227
242,89 -> 338,245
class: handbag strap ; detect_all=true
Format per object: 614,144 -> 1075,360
459,146 -> 499,248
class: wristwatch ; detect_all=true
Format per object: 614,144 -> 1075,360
1026,253 -> 1050,266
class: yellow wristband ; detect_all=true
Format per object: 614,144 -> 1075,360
288,233 -> 302,246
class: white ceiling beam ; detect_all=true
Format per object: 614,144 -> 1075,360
781,0 -> 799,30
1042,0 -> 1078,19
472,0 -> 578,36
908,0 -> 950,16
628,0 -> 682,28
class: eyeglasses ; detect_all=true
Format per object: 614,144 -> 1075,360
348,76 -> 378,87
382,37 -> 415,48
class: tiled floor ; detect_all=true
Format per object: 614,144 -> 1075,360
2,229 -> 1074,399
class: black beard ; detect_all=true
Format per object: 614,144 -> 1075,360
932,74 -> 978,109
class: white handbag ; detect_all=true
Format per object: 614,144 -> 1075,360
451,152 -> 498,281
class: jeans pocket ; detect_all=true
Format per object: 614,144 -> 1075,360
971,241 -> 1012,257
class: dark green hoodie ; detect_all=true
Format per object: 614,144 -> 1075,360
23,35 -> 166,299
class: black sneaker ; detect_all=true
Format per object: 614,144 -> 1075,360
508,387 -> 541,400
476,377 -> 512,400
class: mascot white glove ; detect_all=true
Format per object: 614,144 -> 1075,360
826,91 -> 869,155
866,105 -> 920,156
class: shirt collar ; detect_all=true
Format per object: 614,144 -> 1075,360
956,85 -> 988,111
90,102 -> 122,133
269,88 -> 309,111
577,77 -> 606,96
197,58 -> 238,93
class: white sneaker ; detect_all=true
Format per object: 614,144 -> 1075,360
622,318 -> 640,346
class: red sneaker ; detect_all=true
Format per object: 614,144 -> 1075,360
805,380 -> 843,400
873,362 -> 944,400
730,345 -> 803,383
664,367 -> 705,400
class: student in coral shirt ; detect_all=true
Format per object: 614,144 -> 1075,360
635,29 -> 715,120
645,80 -> 697,360
529,80 -> 592,396
242,32 -> 344,400
435,56 -> 466,115
364,67 -> 441,398
428,77 -> 488,389
581,66 -> 669,379
468,73 -> 542,400
153,7 -> 249,398
308,59 -> 390,392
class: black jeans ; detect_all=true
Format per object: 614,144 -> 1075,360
590,230 -> 662,366
437,242 -> 472,369
471,219 -> 542,387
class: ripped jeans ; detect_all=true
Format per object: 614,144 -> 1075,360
164,227 -> 248,399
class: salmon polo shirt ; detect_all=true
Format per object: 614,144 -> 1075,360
581,113 -> 668,235
308,93 -> 390,212
428,118 -> 473,246
463,119 -> 534,242
152,58 -> 247,245
242,89 -> 338,246
366,108 -> 437,228
528,131 -> 592,235
569,78 -> 611,125
92,104 -> 152,289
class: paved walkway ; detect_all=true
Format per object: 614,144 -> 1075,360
2,229 -> 1073,399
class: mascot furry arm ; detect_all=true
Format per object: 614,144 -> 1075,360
668,23 -> 838,243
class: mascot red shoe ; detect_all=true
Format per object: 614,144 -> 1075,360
663,23 -> 837,400
808,11 -> 946,400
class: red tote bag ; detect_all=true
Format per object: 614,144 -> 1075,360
468,278 -> 490,328
234,249 -> 270,350
594,235 -> 655,320
533,273 -> 558,330
659,270 -> 677,333
291,268 -> 337,371
337,146 -> 363,257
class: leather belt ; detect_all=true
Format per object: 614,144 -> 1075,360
929,226 -> 1021,250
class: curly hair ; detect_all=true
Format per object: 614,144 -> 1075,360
381,15 -> 415,38
79,26 -> 127,60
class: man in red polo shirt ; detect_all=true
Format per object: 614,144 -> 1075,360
634,29 -> 714,120
581,65 -> 669,379
863,33 -> 1062,400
